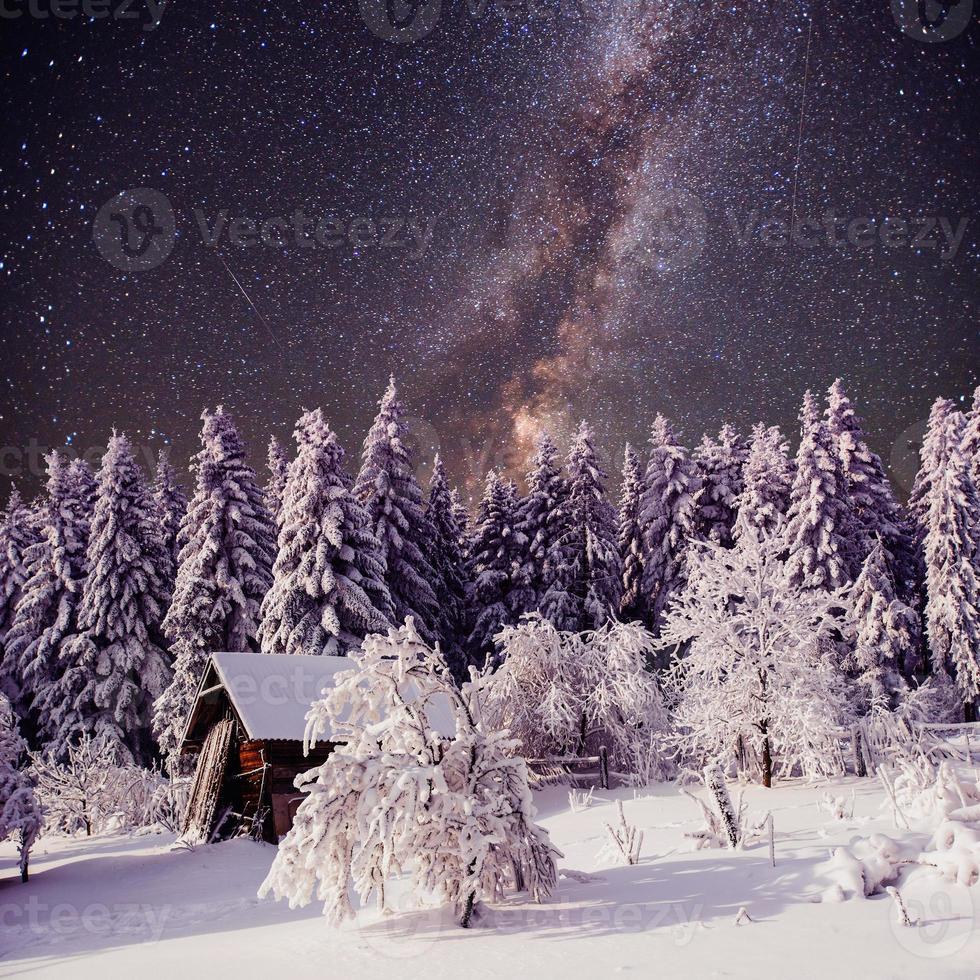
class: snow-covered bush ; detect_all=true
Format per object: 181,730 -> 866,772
259,619 -> 561,928
601,800 -> 643,865
482,616 -> 671,782
659,520 -> 851,786
0,696 -> 42,881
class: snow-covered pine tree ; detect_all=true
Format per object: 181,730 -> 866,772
0,491 -> 37,659
848,539 -> 918,714
825,380 -> 917,598
784,390 -> 853,592
909,397 -> 957,545
354,378 -> 439,640
259,619 -> 560,927
694,423 -> 747,547
3,455 -> 94,737
425,455 -> 470,680
961,385 -> 980,493
153,408 -> 277,766
152,449 -> 187,597
733,423 -> 792,541
264,435 -> 290,524
0,695 -> 41,882
637,414 -> 701,633
921,409 -> 980,719
512,432 -> 569,618
450,487 -> 470,547
465,470 -> 519,666
541,422 -> 622,631
617,444 -> 646,623
56,434 -> 172,765
659,519 -> 851,786
259,408 -> 394,656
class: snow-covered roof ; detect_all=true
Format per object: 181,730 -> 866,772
183,652 -> 457,746
205,652 -> 352,742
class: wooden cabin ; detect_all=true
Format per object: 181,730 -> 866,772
179,653 -> 352,844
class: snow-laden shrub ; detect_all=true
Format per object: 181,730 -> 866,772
482,616 -> 671,782
0,695 -> 42,881
31,733 -> 187,836
658,520 -> 851,786
260,619 -> 561,928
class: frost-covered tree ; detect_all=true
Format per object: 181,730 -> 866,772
4,455 -> 94,735
784,390 -> 854,592
0,491 -> 37,673
152,449 -> 187,596
961,385 -> 980,494
451,488 -> 470,546
265,435 -> 290,523
541,422 -> 622,631
694,423 -> 747,548
259,409 -> 393,657
259,619 -> 560,928
909,397 -> 957,544
617,444 -> 646,623
484,616 -> 671,781
0,696 -> 41,882
465,470 -> 519,666
921,410 -> 980,719
848,539 -> 918,715
354,378 -> 439,640
659,520 -> 851,786
637,415 -> 700,632
734,423 -> 792,541
425,455 -> 470,679
56,434 -> 172,765
511,432 -> 568,618
153,408 -> 276,767
825,380 -> 917,597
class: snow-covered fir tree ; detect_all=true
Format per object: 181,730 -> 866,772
3,455 -> 94,736
0,491 -> 37,662
848,539 -> 918,715
825,380 -> 917,598
921,409 -> 980,719
659,520 -> 851,786
56,434 -> 172,765
425,454 -> 470,679
541,422 -> 622,631
0,695 -> 41,882
909,397 -> 957,544
694,423 -> 747,547
511,432 -> 568,618
450,487 -> 470,546
961,384 -> 980,493
153,407 -> 277,767
465,470 -> 519,666
617,444 -> 646,623
733,423 -> 792,541
784,390 -> 853,592
152,449 -> 187,596
354,378 -> 440,640
264,434 -> 290,524
484,616 -> 671,781
637,414 -> 700,633
259,408 -> 394,656
259,619 -> 560,928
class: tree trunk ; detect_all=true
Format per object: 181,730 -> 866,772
760,732 -> 772,788
460,890 -> 476,928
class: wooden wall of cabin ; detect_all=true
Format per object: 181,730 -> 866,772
263,740 -> 335,839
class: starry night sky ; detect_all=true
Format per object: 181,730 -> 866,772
1,1 -> 977,504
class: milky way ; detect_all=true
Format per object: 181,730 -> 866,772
1,1 -> 977,503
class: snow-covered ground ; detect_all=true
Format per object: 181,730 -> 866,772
1,777 -> 977,979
